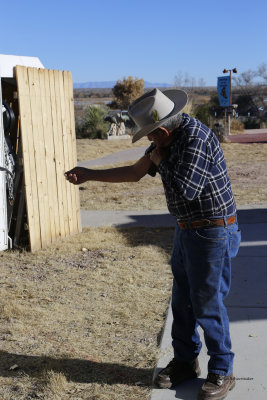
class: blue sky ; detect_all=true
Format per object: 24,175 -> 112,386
1,0 -> 266,86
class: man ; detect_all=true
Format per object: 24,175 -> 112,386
65,88 -> 241,400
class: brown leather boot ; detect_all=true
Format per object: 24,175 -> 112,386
198,373 -> 235,399
154,357 -> 201,389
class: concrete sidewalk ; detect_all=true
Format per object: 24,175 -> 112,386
81,205 -> 267,400
78,146 -> 147,167
151,205 -> 267,400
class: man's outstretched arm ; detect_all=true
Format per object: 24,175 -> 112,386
65,154 -> 152,185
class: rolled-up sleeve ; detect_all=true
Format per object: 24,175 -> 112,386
158,137 -> 211,201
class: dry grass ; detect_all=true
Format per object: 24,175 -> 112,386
77,140 -> 267,210
222,143 -> 267,205
79,164 -> 167,211
77,137 -> 148,162
0,227 -> 173,399
230,119 -> 244,133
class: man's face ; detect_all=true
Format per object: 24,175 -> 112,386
147,127 -> 171,147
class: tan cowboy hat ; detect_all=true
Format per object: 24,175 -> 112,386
128,88 -> 188,143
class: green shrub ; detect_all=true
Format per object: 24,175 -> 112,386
243,118 -> 261,129
78,105 -> 109,139
195,103 -> 210,126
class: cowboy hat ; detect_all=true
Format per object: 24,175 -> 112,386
128,88 -> 188,143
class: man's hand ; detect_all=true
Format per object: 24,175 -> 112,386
64,167 -> 89,185
149,147 -> 169,166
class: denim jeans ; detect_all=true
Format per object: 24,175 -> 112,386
171,219 -> 241,376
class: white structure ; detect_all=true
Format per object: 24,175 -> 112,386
0,54 -> 44,78
0,54 -> 44,250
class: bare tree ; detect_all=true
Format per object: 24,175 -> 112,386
233,63 -> 267,123
191,77 -> 196,88
174,71 -> 183,87
184,72 -> 190,87
198,77 -> 206,87
257,63 -> 267,82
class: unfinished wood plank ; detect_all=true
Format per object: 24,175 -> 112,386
57,70 -> 73,235
16,65 -> 41,251
43,68 -> 61,240
27,67 -> 51,248
39,68 -> 58,242
48,69 -> 66,238
54,69 -> 70,237
65,71 -> 82,232
62,70 -> 78,234
62,70 -> 75,234
50,70 -> 69,237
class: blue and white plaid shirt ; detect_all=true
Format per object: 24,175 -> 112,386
145,114 -> 236,221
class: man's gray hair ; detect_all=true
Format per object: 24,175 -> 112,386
161,113 -> 183,132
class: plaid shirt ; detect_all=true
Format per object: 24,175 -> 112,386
145,114 -> 236,221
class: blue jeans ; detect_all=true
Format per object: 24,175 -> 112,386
171,219 -> 241,376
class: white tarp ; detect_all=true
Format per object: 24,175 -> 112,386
0,54 -> 44,78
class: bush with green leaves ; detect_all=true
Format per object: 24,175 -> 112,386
195,103 -> 211,126
76,105 -> 109,139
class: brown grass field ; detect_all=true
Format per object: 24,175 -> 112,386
0,137 -> 266,399
77,138 -> 267,210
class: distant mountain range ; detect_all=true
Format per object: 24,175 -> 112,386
73,81 -> 172,89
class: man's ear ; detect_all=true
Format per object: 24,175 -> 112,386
159,127 -> 170,136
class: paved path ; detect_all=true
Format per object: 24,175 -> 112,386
81,209 -> 175,228
79,144 -> 267,400
228,131 -> 267,143
78,146 -> 147,167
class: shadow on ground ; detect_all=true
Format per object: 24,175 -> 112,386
116,208 -> 267,322
0,350 -> 153,386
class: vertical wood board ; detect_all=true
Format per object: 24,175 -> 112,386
16,66 -> 81,251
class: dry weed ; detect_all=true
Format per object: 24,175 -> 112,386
0,227 -> 173,399
40,370 -> 68,399
230,119 -> 245,133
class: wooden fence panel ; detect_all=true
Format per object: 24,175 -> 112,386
48,69 -> 66,239
65,71 -> 82,232
16,66 -> 81,251
63,70 -> 81,233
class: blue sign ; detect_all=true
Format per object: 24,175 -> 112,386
217,76 -> 230,107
